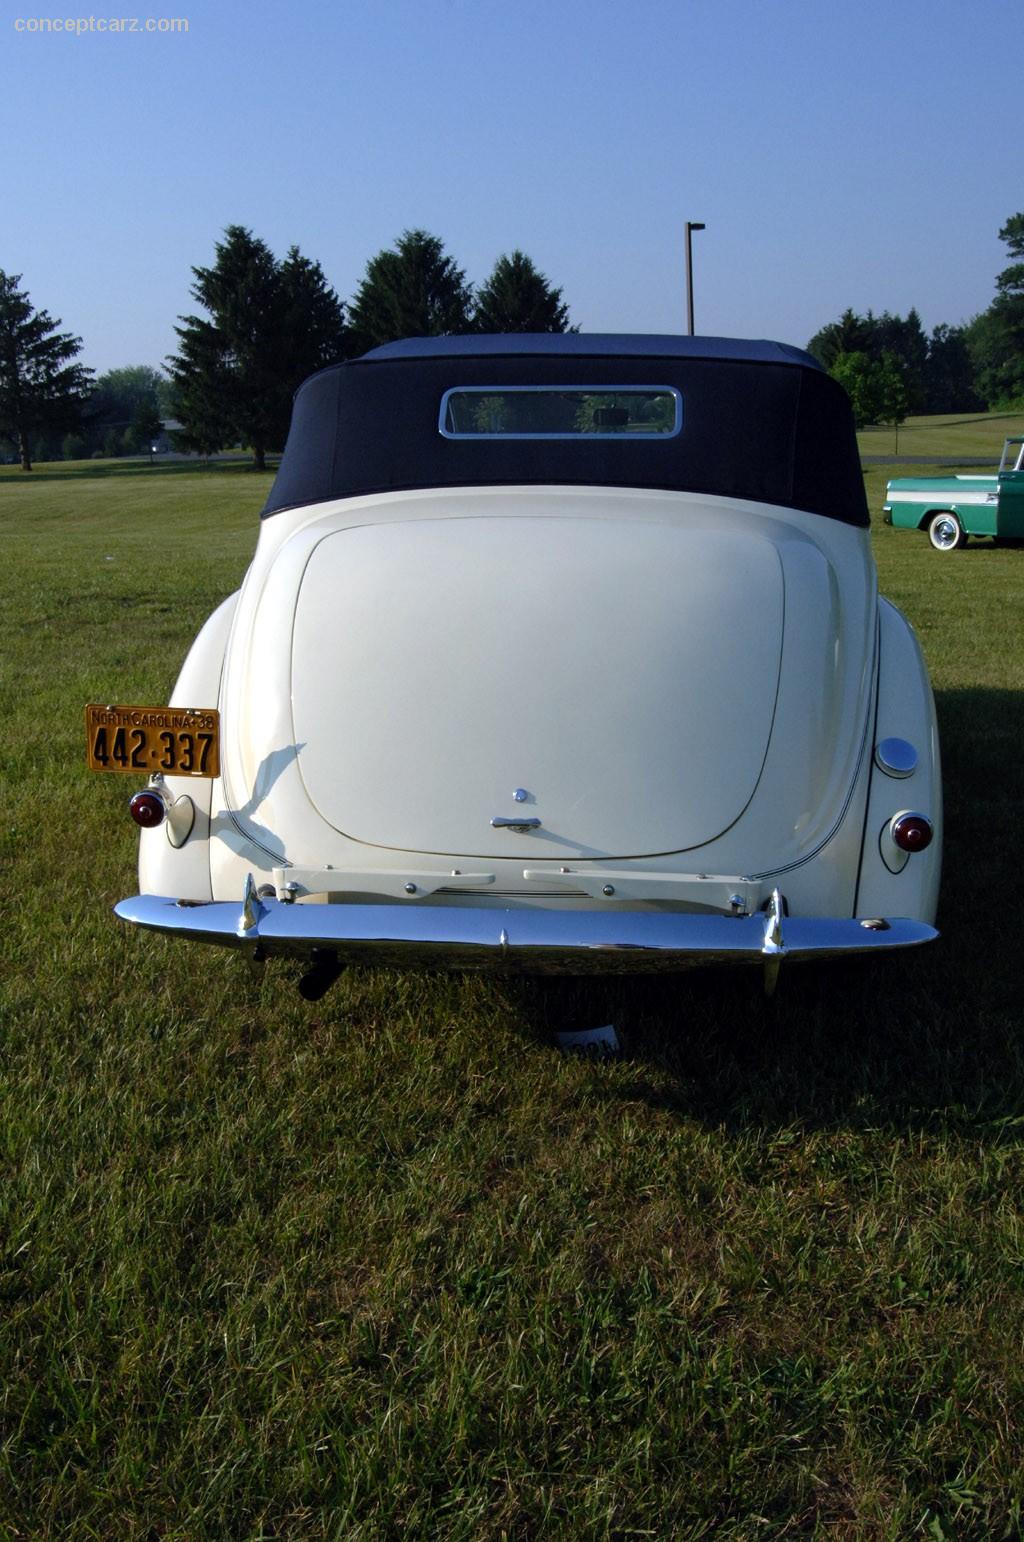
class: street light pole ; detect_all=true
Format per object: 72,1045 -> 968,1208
685,221 -> 705,335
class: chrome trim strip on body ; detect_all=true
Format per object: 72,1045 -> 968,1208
885,489 -> 997,506
271,865 -> 498,900
114,891 -> 937,974
520,868 -> 761,909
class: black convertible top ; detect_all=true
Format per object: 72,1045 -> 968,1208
262,334 -> 868,527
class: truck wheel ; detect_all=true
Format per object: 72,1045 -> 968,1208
927,511 -> 967,551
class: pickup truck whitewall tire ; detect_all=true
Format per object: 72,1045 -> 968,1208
927,511 -> 966,551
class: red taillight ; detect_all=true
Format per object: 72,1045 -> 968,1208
891,812 -> 933,853
129,789 -> 166,829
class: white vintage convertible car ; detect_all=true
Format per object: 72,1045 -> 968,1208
95,334 -> 942,996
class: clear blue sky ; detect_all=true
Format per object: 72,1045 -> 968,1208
2,0 -> 1017,374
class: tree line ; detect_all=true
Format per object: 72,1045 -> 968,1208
4,212 -> 1024,468
0,228 -> 570,470
807,211 -> 1024,427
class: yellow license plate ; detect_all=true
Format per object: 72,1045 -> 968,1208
85,704 -> 220,777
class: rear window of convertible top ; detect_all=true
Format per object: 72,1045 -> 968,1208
439,386 -> 682,440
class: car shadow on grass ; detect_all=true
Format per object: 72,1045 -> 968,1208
506,686 -> 1024,1136
943,538 -> 1024,553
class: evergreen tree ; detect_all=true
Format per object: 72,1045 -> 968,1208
472,250 -> 571,333
170,227 -> 282,469
169,226 -> 347,469
0,271 -> 93,471
278,247 -> 349,385
967,212 -> 1024,406
810,306 -> 980,413
168,310 -> 238,458
807,309 -> 876,369
966,302 -> 1024,407
873,308 -> 929,412
995,212 -> 1024,295
348,230 -> 473,351
924,324 -> 980,413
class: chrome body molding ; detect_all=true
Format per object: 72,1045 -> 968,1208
268,865 -> 764,909
881,487 -> 997,507
115,888 -> 937,980
270,865 -> 499,900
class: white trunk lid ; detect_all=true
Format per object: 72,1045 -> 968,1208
289,513 -> 784,859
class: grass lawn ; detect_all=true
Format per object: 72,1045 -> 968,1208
858,409 -> 1024,461
2,440 -> 1024,1538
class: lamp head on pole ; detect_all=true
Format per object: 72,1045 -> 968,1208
684,221 -> 706,336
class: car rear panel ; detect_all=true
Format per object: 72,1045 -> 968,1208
213,486 -> 875,887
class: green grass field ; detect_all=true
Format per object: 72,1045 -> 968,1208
2,434 -> 1024,1538
858,409 -> 1024,461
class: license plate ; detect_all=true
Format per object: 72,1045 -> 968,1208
85,703 -> 220,777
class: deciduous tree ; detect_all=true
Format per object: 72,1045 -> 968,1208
88,364 -> 165,456
830,350 -> 908,429
129,398 -> 163,454
0,271 -> 93,471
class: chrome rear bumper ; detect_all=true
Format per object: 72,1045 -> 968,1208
114,880 -> 937,983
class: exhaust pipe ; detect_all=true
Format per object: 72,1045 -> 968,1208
298,950 -> 344,1002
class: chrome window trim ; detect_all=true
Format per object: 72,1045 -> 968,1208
438,384 -> 684,441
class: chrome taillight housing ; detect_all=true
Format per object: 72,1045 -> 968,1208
880,810 -> 934,873
129,788 -> 167,829
128,777 -> 195,847
891,812 -> 933,853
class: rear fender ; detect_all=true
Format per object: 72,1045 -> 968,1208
855,598 -> 942,924
138,592 -> 239,900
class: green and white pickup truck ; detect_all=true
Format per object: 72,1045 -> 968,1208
883,436 -> 1024,551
